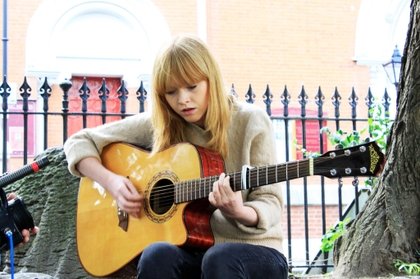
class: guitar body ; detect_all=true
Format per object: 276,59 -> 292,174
76,142 -> 224,277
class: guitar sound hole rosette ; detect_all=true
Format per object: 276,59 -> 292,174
145,171 -> 179,223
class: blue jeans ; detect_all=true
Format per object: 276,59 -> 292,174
137,242 -> 288,279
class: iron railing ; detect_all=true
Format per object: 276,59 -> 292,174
0,76 -> 393,274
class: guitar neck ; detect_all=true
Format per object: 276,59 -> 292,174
174,141 -> 383,204
175,159 -> 313,203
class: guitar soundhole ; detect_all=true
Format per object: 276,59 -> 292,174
149,179 -> 175,215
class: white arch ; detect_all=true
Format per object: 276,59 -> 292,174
354,0 -> 410,117
25,0 -> 171,87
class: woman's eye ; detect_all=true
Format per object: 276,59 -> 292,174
165,90 -> 176,95
188,85 -> 197,90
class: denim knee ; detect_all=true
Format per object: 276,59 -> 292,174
137,242 -> 180,277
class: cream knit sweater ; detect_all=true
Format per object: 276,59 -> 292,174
64,101 -> 284,253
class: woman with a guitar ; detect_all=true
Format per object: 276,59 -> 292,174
64,34 -> 288,279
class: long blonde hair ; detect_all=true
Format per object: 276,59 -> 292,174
151,35 -> 232,158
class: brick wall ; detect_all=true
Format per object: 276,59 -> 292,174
284,205 -> 340,239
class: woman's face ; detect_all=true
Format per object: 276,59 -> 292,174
164,79 -> 209,128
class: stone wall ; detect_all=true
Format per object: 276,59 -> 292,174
0,147 -> 136,278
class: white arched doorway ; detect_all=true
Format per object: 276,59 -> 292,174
25,0 -> 171,87
25,0 -> 171,153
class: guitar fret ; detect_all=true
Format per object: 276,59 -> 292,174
206,178 -> 209,198
248,168 -> 251,188
309,158 -> 314,176
195,180 -> 198,200
275,165 -> 278,183
185,182 -> 188,201
257,167 -> 260,187
265,166 -> 268,184
205,177 -> 210,198
232,174 -> 236,191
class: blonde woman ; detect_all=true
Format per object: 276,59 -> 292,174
64,35 -> 288,279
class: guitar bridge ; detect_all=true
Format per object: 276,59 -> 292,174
117,207 -> 129,231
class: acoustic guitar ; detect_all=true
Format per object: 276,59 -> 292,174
76,141 -> 384,276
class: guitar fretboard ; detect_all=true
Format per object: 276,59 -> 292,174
175,159 -> 313,203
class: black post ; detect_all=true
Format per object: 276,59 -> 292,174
2,0 -> 8,77
60,79 -> 72,142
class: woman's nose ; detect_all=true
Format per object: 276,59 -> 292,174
177,89 -> 190,104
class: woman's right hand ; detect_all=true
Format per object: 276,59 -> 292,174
106,174 -> 143,218
77,157 -> 143,218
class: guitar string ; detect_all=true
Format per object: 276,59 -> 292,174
148,154 -> 367,206
150,165 -> 367,208
147,153 -> 364,201
148,152 -> 359,197
146,147 -> 370,203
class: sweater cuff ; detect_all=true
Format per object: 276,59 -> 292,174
64,141 -> 101,177
235,201 -> 271,233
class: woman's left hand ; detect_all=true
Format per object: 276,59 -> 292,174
209,173 -> 243,218
209,173 -> 259,226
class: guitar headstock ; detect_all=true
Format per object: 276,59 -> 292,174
314,141 -> 385,178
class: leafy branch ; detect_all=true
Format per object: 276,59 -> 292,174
394,259 -> 420,276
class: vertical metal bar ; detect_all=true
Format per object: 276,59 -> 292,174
382,88 -> 391,118
230,83 -> 238,98
263,84 -> 272,116
298,86 -> 310,265
118,80 -> 128,119
98,78 -> 109,124
348,87 -> 359,213
39,77 -> 52,150
315,86 -> 328,272
365,87 -> 374,118
281,85 -> 292,270
19,77 -> 31,165
79,77 -> 90,128
2,0 -> 7,77
136,81 -> 147,113
332,87 -> 341,131
0,76 -> 10,172
60,79 -> 72,143
245,84 -> 255,104
349,87 -> 358,131
331,87 -> 343,219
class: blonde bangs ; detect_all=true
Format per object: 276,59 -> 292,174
154,47 -> 207,98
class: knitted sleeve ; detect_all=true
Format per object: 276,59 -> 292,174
211,104 -> 284,239
63,113 -> 154,176
239,107 -> 284,232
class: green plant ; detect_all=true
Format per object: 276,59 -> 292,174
320,104 -> 392,153
319,104 -> 392,189
320,218 -> 351,253
394,259 -> 420,276
367,104 -> 392,152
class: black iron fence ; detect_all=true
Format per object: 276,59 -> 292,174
0,76 -> 393,275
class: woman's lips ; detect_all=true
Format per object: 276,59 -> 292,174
181,108 -> 195,116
